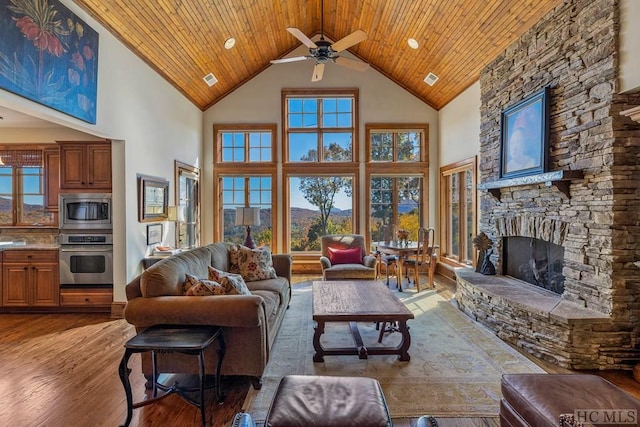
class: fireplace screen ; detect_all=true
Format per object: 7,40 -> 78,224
503,236 -> 565,294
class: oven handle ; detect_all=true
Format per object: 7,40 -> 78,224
59,246 -> 113,252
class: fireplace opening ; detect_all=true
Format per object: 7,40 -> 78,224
503,236 -> 565,294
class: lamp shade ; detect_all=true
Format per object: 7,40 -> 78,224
235,207 -> 261,226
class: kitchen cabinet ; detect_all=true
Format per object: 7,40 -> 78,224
44,147 -> 60,211
59,287 -> 113,309
58,142 -> 112,190
2,250 -> 59,307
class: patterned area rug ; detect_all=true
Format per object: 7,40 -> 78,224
243,281 -> 544,421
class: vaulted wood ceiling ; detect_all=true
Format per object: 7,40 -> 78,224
73,0 -> 562,111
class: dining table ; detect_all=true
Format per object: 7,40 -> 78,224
372,240 -> 439,291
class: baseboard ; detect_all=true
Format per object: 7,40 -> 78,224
111,302 -> 125,318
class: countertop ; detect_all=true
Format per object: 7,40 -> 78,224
0,242 -> 59,250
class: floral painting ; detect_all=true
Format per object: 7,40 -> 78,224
0,0 -> 98,124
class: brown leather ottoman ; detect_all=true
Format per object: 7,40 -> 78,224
500,374 -> 640,427
264,375 -> 392,427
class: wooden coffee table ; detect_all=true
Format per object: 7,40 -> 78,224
312,280 -> 414,362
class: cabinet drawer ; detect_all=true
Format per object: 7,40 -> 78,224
3,250 -> 58,263
60,289 -> 113,306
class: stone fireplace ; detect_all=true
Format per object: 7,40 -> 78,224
455,0 -> 640,370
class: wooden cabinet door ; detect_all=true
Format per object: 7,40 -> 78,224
31,262 -> 59,307
59,144 -> 86,189
87,144 -> 112,189
2,263 -> 30,307
44,148 -> 60,211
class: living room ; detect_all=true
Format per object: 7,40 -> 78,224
2,0 -> 640,425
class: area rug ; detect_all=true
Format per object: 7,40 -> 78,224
243,281 -> 544,421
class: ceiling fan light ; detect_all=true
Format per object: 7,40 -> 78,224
424,72 -> 439,86
224,37 -> 236,49
203,72 -> 218,87
408,38 -> 419,49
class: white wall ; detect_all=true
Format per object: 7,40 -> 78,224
0,0 -> 203,303
202,45 -> 439,251
619,0 -> 640,93
438,82 -> 481,167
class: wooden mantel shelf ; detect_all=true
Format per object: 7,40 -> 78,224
477,170 -> 584,201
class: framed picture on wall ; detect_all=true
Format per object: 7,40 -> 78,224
138,174 -> 169,222
500,87 -> 550,179
146,223 -> 163,245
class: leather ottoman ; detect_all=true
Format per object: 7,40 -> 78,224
500,374 -> 640,427
264,375 -> 392,427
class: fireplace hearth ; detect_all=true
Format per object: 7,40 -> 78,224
503,236 -> 564,294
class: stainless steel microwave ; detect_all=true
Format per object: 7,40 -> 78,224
59,193 -> 112,230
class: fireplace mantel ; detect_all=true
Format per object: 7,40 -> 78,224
477,170 -> 584,201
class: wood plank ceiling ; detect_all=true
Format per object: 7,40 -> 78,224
73,0 -> 562,111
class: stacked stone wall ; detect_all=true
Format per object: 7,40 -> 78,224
464,0 -> 640,369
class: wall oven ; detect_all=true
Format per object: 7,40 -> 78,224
59,233 -> 113,286
59,193 -> 112,230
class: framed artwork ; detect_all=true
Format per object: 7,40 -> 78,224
138,174 -> 169,222
500,87 -> 550,179
146,223 -> 163,245
0,0 -> 99,124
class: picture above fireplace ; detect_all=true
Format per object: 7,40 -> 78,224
500,87 -> 550,179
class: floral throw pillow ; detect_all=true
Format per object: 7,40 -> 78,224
184,273 -> 226,296
208,266 -> 252,295
229,245 -> 277,282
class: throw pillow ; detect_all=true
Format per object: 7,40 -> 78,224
184,273 -> 226,296
229,245 -> 277,282
328,247 -> 363,265
208,266 -> 252,295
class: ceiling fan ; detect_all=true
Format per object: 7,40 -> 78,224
270,0 -> 369,82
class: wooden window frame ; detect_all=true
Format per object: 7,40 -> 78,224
213,124 -> 277,164
439,156 -> 477,268
282,88 -> 359,164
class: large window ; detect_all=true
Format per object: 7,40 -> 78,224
285,90 -> 357,163
175,161 -> 199,249
213,124 -> 277,248
366,124 -> 429,244
440,157 -> 477,267
219,175 -> 273,248
0,149 -> 53,227
284,90 -> 358,254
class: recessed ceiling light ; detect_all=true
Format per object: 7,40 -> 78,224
224,37 -> 236,49
424,72 -> 439,86
408,38 -> 419,49
203,72 -> 218,87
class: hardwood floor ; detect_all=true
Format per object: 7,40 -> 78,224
0,275 -> 638,426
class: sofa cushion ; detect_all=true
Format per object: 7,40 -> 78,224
141,246 -> 215,297
208,266 -> 252,295
184,273 -> 226,296
328,247 -> 363,265
230,245 -> 278,282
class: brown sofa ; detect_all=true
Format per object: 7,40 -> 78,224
500,373 -> 640,426
124,242 -> 292,390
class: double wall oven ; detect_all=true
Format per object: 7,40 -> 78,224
59,193 -> 113,287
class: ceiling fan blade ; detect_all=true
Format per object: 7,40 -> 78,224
287,27 -> 317,49
331,29 -> 367,52
270,56 -> 309,64
335,56 -> 369,72
311,63 -> 325,82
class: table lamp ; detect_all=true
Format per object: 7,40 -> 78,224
235,207 -> 261,249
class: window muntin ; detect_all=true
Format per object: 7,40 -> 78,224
370,129 -> 423,162
286,94 -> 355,163
220,175 -> 273,248
216,126 -> 274,163
0,149 -> 53,227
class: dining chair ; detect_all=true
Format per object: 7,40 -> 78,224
401,227 -> 437,292
378,224 -> 399,287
